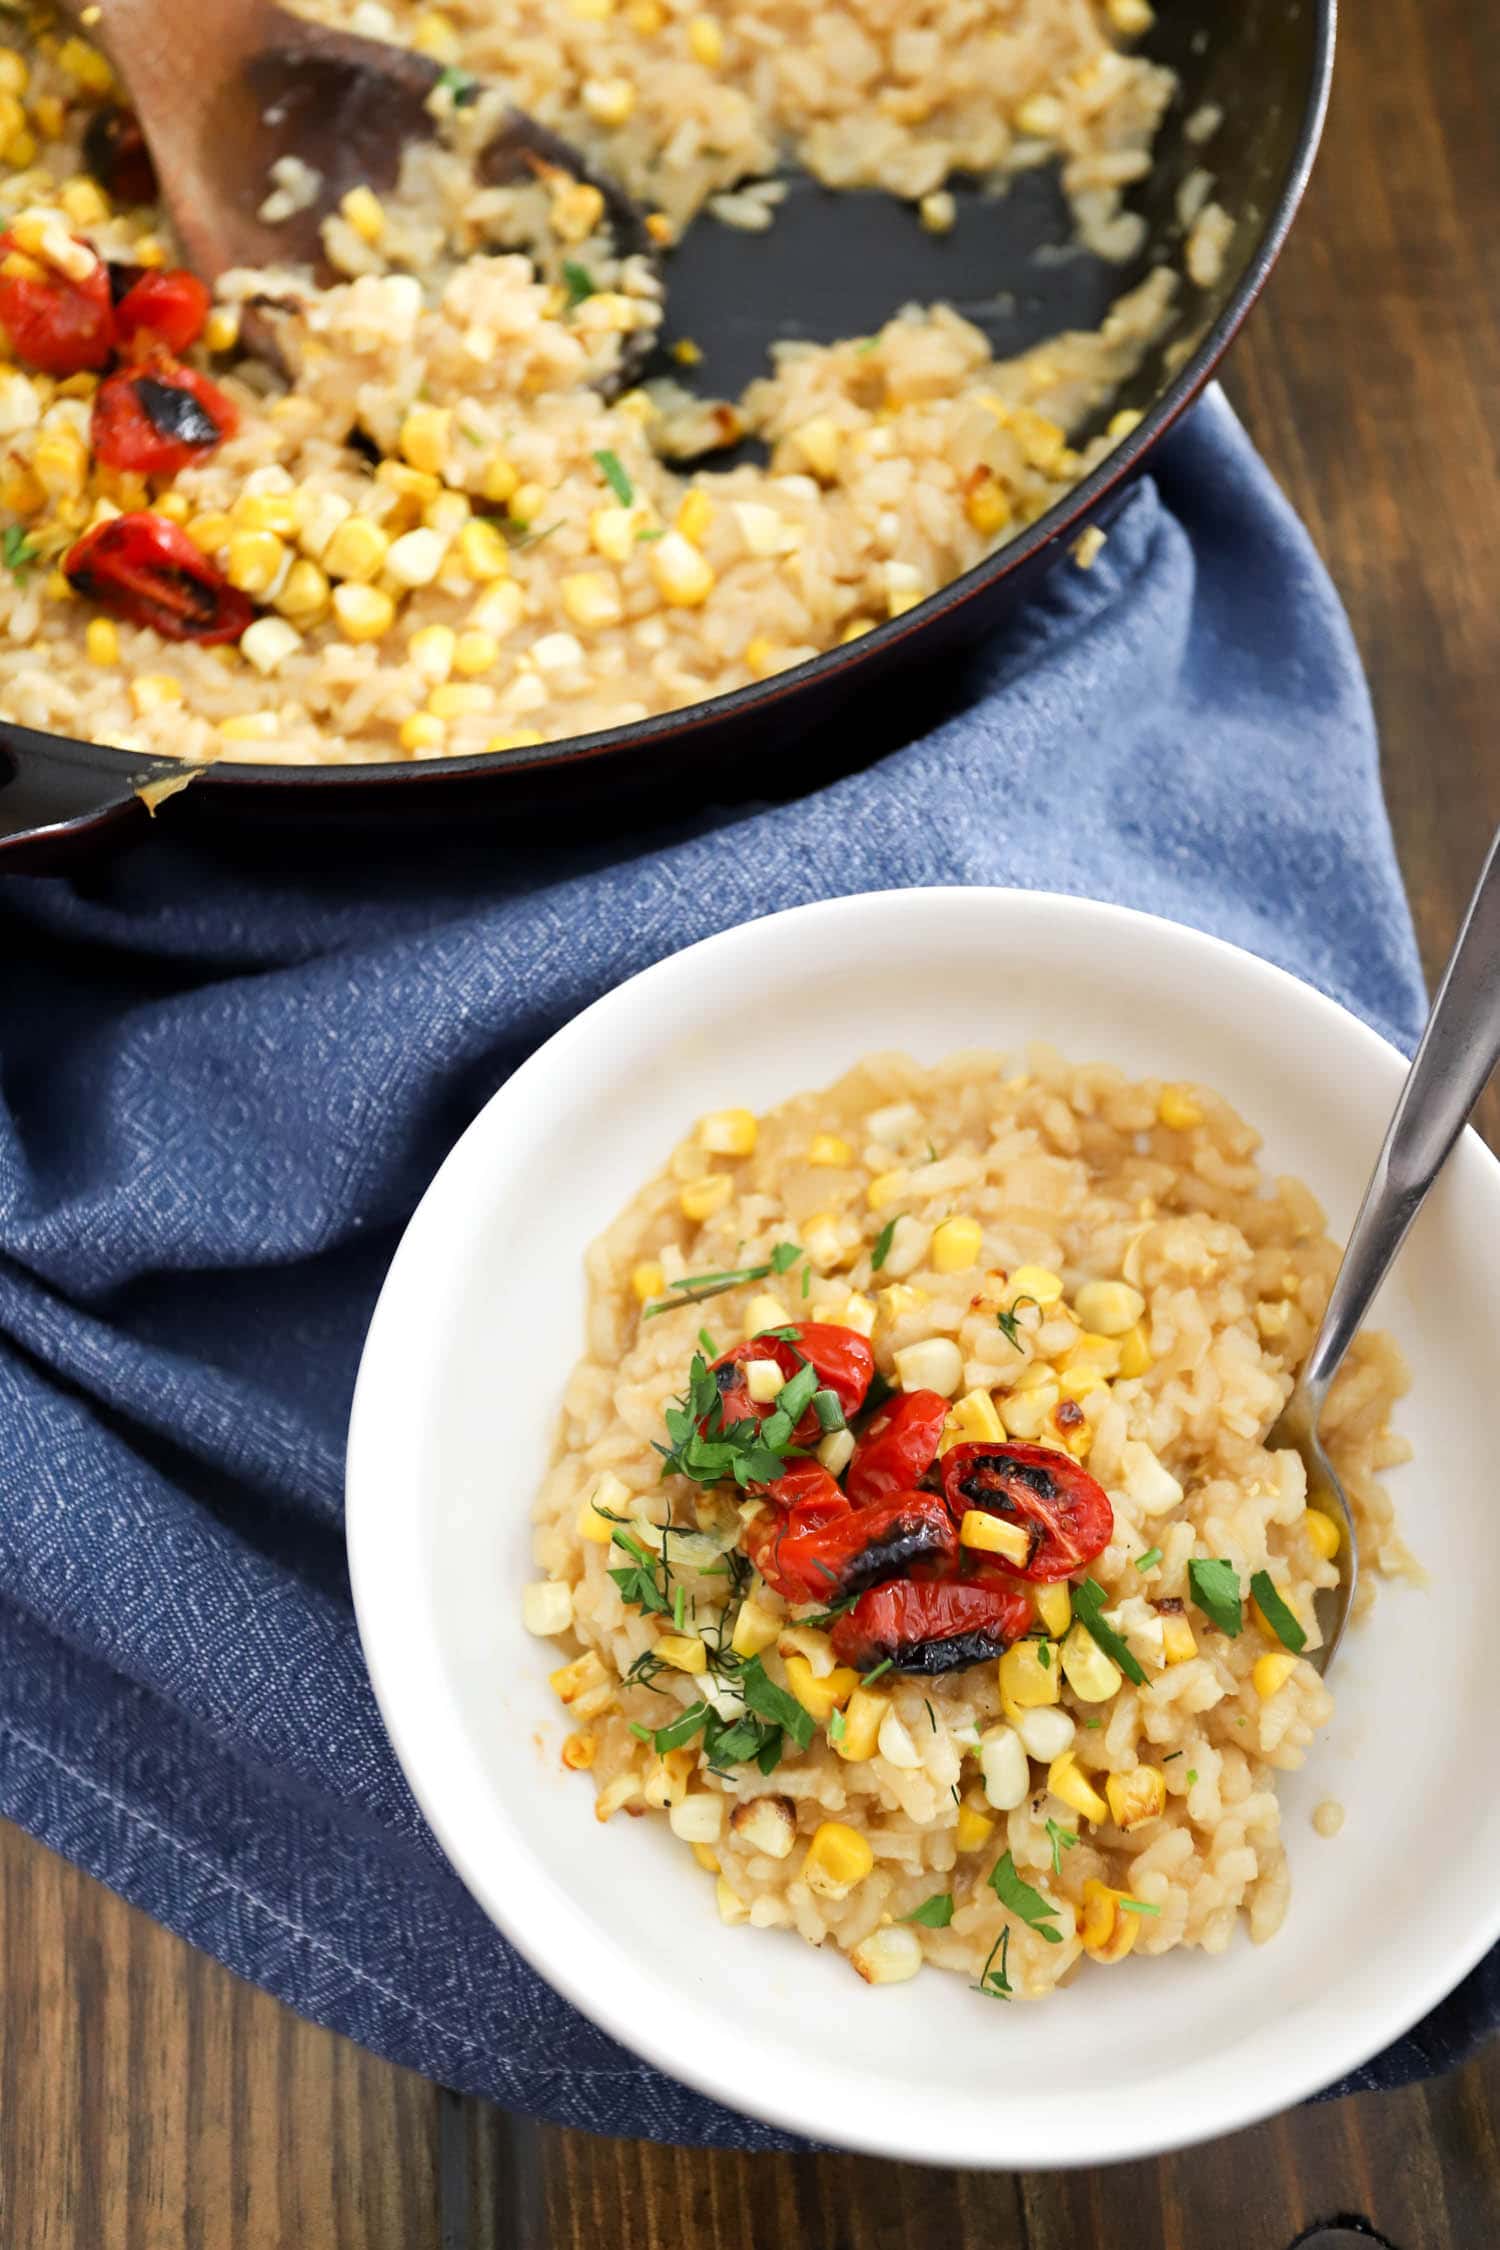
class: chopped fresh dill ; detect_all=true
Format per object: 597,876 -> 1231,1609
1044,1819 -> 1078,1879
976,1926 -> 1012,2000
995,1294 -> 1040,1350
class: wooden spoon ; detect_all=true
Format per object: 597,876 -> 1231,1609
60,0 -> 654,287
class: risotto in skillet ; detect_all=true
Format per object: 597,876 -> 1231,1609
527,1048 -> 1410,1999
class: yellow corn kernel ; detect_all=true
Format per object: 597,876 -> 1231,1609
1032,1583 -> 1072,1638
549,1649 -> 607,1707
215,712 -> 279,745
807,1133 -> 852,1167
1251,1582 -> 1307,1644
407,625 -> 456,684
129,673 -> 183,716
630,1260 -> 665,1304
1107,407 -> 1145,442
691,1842 -> 720,1873
84,617 -> 118,667
965,470 -> 1012,537
479,453 -> 520,507
876,1283 -> 928,1322
339,184 -> 385,244
1072,1280 -> 1145,1337
398,713 -> 445,754
273,558 -> 331,625
839,1291 -> 876,1338
508,481 -> 548,531
0,50 -> 27,96
788,416 -> 841,481
1010,407 -> 1067,475
33,425 -> 87,499
1105,1766 -> 1167,1832
960,1509 -> 1030,1566
716,1875 -> 750,1924
426,682 -> 492,720
741,1294 -> 790,1339
783,1656 -> 859,1725
131,235 -> 168,270
650,529 -> 714,608
931,1215 -> 982,1274
586,504 -> 637,564
1107,0 -> 1154,30
186,511 -> 233,555
679,1173 -> 731,1223
57,36 -> 115,95
801,1213 -> 846,1272
225,530 -> 287,597
31,94 -> 64,141
1253,1650 -> 1299,1700
551,178 -> 606,243
803,1820 -> 873,1896
1304,1509 -> 1341,1561
1061,1621 -> 1122,1704
550,570 -> 624,638
1080,1879 -> 1140,1963
444,631 -> 495,679
998,1639 -> 1060,1713
0,457 -> 42,515
954,1802 -> 995,1853
943,1389 -> 1005,1450
411,9 -> 461,60
675,488 -> 713,544
233,491 -> 300,538
698,1107 -> 756,1157
741,635 -> 782,681
686,12 -> 724,64
452,517 -> 508,583
57,174 -> 108,228
487,729 -> 546,754
204,305 -> 240,354
1116,1323 -> 1153,1379
654,1633 -> 707,1675
1007,1264 -> 1064,1306
323,516 -> 391,584
561,1729 -> 597,1771
45,568 -> 74,600
730,1597 -> 781,1659
1047,1752 -> 1109,1824
1160,1611 -> 1197,1666
581,73 -> 637,125
331,582 -> 396,644
577,1473 -> 628,1544
866,1168 -> 905,1211
832,1685 -> 887,1762
398,404 -> 452,478
1158,1085 -> 1204,1131
628,0 -> 665,27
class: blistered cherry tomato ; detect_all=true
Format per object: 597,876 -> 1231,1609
844,1389 -> 949,1507
939,1440 -> 1113,1582
831,1577 -> 1034,1675
761,1461 -> 845,1514
114,269 -> 213,355
707,1321 -> 874,1445
0,233 -> 114,374
754,1489 -> 958,1606
743,1480 -> 851,1601
92,357 -> 237,476
64,511 -> 254,644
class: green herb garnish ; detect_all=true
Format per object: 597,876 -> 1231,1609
628,1721 -> 654,1745
770,1242 -> 804,1274
801,1262 -> 812,1300
924,1698 -> 937,1732
774,1359 -> 820,1429
672,1583 -> 686,1631
903,1892 -> 955,1929
995,1294 -> 1039,1350
740,1654 -> 814,1753
1249,1569 -> 1307,1653
811,1388 -> 846,1433
1135,1546 -> 1162,1573
652,1702 -> 709,1752
975,1926 -> 1013,2000
860,1658 -> 893,1688
1072,1577 -> 1148,1687
593,447 -> 634,506
870,1215 -> 900,1271
561,259 -> 596,306
1044,1818 -> 1078,1879
827,1708 -> 847,1745
656,1352 -> 790,1488
988,1851 -> 1063,1944
1118,1898 -> 1162,1916
1036,1639 -> 1051,1670
799,1592 -> 857,1631
436,65 -> 479,101
1162,1750 -> 1183,1762
3,524 -> 37,583
698,1327 -> 715,1354
645,1247 -> 805,1315
608,1525 -> 673,1616
1188,1557 -> 1243,1637
1186,1767 -> 1199,1787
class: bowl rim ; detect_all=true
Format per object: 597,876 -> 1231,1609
347,880 -> 1498,2168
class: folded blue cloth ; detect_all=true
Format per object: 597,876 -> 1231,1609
0,388 -> 1454,2148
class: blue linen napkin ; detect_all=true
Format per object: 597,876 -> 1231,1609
0,387 -> 1454,2150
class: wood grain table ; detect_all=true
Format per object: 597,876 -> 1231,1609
3,0 -> 1498,2241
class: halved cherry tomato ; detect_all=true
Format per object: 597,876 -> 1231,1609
114,269 -> 213,356
743,1480 -> 851,1601
844,1389 -> 949,1506
754,1489 -> 958,1606
64,511 -> 254,644
939,1440 -> 1113,1582
831,1577 -> 1034,1674
0,233 -> 114,374
761,1461 -> 845,1514
92,356 -> 237,476
707,1322 -> 874,1445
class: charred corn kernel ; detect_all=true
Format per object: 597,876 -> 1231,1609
57,35 -> 115,94
1080,1879 -> 1140,1962
931,1215 -> 982,1273
679,1173 -> 731,1223
850,1924 -> 924,1985
1048,1752 -> 1109,1824
691,1841 -> 720,1872
1107,0 -> 1154,30
1007,1264 -> 1064,1306
339,184 -> 385,244
832,1684 -> 887,1762
1304,1509 -> 1341,1561
743,1357 -> 785,1404
630,1259 -> 665,1304
1106,1766 -> 1167,1831
239,616 -> 301,676
1061,1621 -> 1122,1703
427,682 -> 492,719
1072,1280 -> 1145,1336
960,1509 -> 1030,1566
803,1820 -> 873,1897
411,8 -> 461,59
686,12 -> 724,63
454,517 -> 510,582
1033,1583 -> 1072,1638
789,416 -> 840,480
650,528 -> 714,607
448,630 -> 497,678
0,51 -> 27,96
808,1133 -> 853,1166
893,1337 -> 963,1398
33,425 -> 87,498
698,1107 -> 756,1157
549,1649 -> 608,1708
273,558 -> 331,625
653,1634 -> 707,1677
998,1639 -> 1060,1713
384,527 -> 445,589
965,470 -> 1012,536
31,94 -> 64,140
730,1597 -> 780,1659
204,306 -> 240,354
508,479 -> 548,527
582,73 -> 637,124
398,713 -> 445,754
58,175 -> 108,227
487,728 -> 545,752
955,1801 -> 995,1852
332,582 -> 396,643
398,404 -> 451,477
552,179 -> 606,241
675,488 -> 713,544
741,1292 -> 790,1338
1253,1650 -> 1299,1699
577,1472 -> 629,1544
84,617 -> 118,667
784,1656 -> 858,1725
716,1876 -> 750,1924
562,1728 -> 597,1771
1158,1085 -> 1204,1131
324,516 -> 391,583
408,624 -> 457,682
129,673 -> 183,715
225,530 -> 287,597
642,1747 -> 695,1810
866,1169 -> 905,1211
1116,1323 -> 1152,1379
1160,1612 -> 1197,1665
480,453 -> 519,506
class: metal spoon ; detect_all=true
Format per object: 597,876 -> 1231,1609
1271,828 -> 1500,1672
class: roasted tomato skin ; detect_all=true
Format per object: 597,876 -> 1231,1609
831,1578 -> 1034,1674
114,269 -> 213,355
707,1322 -> 874,1443
844,1389 -> 949,1506
0,233 -> 114,373
755,1489 -> 957,1605
744,1482 -> 852,1601
92,357 -> 237,476
939,1440 -> 1113,1582
64,510 -> 254,645
761,1461 -> 845,1513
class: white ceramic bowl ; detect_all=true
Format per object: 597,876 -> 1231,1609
347,888 -> 1500,2169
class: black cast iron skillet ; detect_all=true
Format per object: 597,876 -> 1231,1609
0,0 -> 1334,869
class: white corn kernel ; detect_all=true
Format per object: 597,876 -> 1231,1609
669,1793 -> 724,1845
743,1358 -> 785,1404
877,1707 -> 922,1769
817,1427 -> 855,1476
849,1924 -> 924,1986
522,1580 -> 573,1637
239,617 -> 303,676
742,1293 -> 790,1339
1015,1705 -> 1076,1762
893,1337 -> 963,1398
979,1723 -> 1029,1811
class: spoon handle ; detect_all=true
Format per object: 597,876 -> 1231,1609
1302,827 -> 1500,1406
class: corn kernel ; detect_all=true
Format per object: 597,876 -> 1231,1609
57,36 -> 116,95
1107,0 -> 1154,30
649,529 -> 714,607
1072,1280 -> 1145,1337
427,682 -> 492,720
225,529 -> 287,598
960,1509 -> 1030,1566
398,404 -> 452,478
331,582 -> 396,643
1047,1752 -> 1109,1824
582,74 -> 637,124
1105,1766 -> 1166,1832
201,305 -> 240,354
998,1639 -> 1060,1713
789,416 -> 841,480
405,625 -> 456,684
965,470 -> 1012,537
803,1820 -> 873,1897
339,184 -> 385,244
742,1293 -> 790,1338
716,1876 -> 750,1924
806,1133 -> 852,1167
954,1802 -> 995,1853
654,1633 -> 707,1675
31,94 -> 64,141
508,480 -> 548,529
447,521 -> 506,588
480,453 -> 520,506
731,1597 -> 781,1659
323,516 -> 391,584
1158,1086 -> 1204,1131
1116,1323 -> 1153,1379
938,1390 -> 1004,1454
0,51 -> 28,96
784,1656 -> 859,1724
1108,408 -> 1145,442
577,1472 -> 628,1544
630,1260 -> 665,1305
562,1729 -> 597,1771
691,1842 -> 720,1872
554,569 -> 622,632
686,12 -> 724,64
675,488 -> 713,545
551,179 -> 606,242
801,1212 -> 846,1271
1253,1650 -> 1299,1699
1080,1879 -> 1140,1963
384,527 -> 446,589
411,9 -> 461,60
84,617 -> 118,667
396,713 -> 443,753
268,558 -> 328,626
698,1107 -> 756,1157
1033,1583 -> 1072,1638
931,1215 -> 982,1273
628,0 -> 664,26
865,1169 -> 905,1211
486,728 -> 545,753
1061,1621 -> 1122,1703
1007,1265 -> 1064,1306
240,616 -> 301,677
33,425 -> 87,499
832,1685 -> 887,1762
129,673 -> 183,716
680,1174 -> 732,1222
1160,1612 -> 1197,1666
58,176 -> 109,228
743,1357 -> 785,1403
132,235 -> 168,270
840,1291 -> 877,1338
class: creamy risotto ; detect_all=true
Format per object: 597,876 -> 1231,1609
527,1048 -> 1410,1998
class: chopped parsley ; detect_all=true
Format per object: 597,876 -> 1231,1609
988,1851 -> 1063,1944
801,1263 -> 813,1300
903,1892 -> 955,1929
740,1653 -> 814,1753
3,524 -> 37,583
870,1215 -> 900,1271
593,447 -> 634,506
607,1524 -> 674,1616
975,1926 -> 1013,2000
1188,1557 -> 1243,1637
561,259 -> 596,306
651,1702 -> 709,1752
827,1708 -> 847,1746
1036,1640 -> 1051,1670
1072,1577 -> 1148,1687
995,1295 -> 1039,1350
1134,1546 -> 1162,1574
1249,1569 -> 1307,1653
770,1243 -> 804,1274
655,1353 -> 790,1488
1044,1818 -> 1078,1879
860,1658 -> 894,1688
1186,1767 -> 1199,1787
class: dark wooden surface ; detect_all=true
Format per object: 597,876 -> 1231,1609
3,0 -> 1498,2241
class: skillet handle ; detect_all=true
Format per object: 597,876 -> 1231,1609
0,723 -> 162,870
